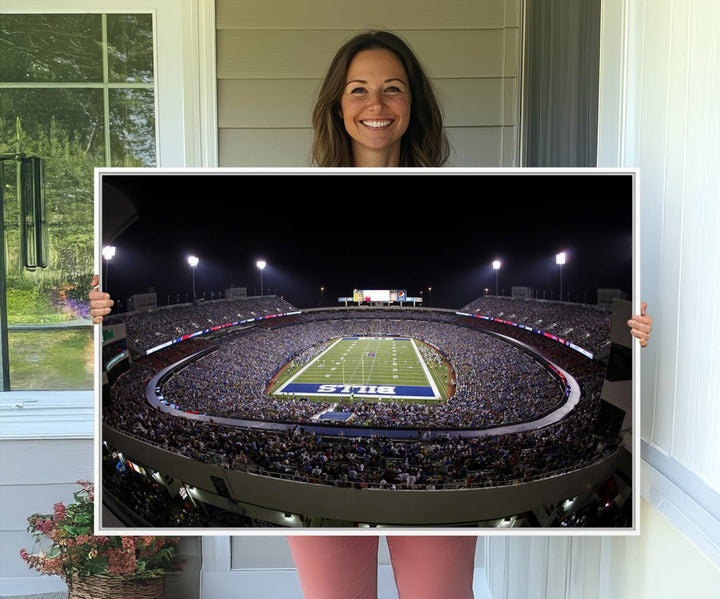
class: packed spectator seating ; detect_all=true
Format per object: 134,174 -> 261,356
104,295 -> 297,355
103,296 -> 620,499
103,361 -> 611,492
461,296 -> 612,356
160,317 -> 565,429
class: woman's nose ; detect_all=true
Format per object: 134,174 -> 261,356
366,89 -> 385,109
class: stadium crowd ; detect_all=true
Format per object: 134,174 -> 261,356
159,317 -> 566,429
104,295 -> 297,354
461,296 -> 612,356
102,297 -> 619,501
103,358 -> 610,493
105,296 -> 612,360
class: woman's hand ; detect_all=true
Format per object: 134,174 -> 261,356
89,274 -> 114,324
627,301 -> 652,348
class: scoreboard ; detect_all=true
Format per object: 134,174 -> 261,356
344,289 -> 417,304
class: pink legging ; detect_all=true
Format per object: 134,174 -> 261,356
287,535 -> 477,599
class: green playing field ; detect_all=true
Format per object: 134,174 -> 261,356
273,336 -> 447,401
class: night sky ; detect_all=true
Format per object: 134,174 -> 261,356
100,170 -> 634,311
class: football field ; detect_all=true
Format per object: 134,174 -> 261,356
273,337 -> 444,401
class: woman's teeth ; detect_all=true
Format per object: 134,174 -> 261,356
362,120 -> 392,128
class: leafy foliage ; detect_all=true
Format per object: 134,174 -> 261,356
20,482 -> 183,583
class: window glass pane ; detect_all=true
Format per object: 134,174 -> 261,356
107,14 -> 155,83
0,88 -> 106,163
1,12 -> 156,390
1,88 -> 103,276
2,88 -> 100,390
8,329 -> 93,390
0,14 -> 103,82
109,88 -> 157,167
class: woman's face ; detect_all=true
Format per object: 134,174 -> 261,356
340,48 -> 411,166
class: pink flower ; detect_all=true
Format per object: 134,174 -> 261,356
21,482 -> 181,580
42,556 -> 64,576
53,503 -> 66,522
106,548 -> 137,576
34,518 -> 54,534
121,537 -> 135,549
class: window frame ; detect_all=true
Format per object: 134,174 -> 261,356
0,0 -> 217,440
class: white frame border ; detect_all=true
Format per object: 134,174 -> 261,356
93,166 -> 641,539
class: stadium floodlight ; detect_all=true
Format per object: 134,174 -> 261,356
102,245 -> 116,291
492,260 -> 501,296
556,252 -> 566,301
188,255 -> 199,302
256,260 -> 267,296
102,245 -> 116,261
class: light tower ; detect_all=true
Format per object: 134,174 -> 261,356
256,260 -> 266,296
102,245 -> 116,291
556,252 -> 566,301
492,260 -> 501,296
188,255 -> 199,302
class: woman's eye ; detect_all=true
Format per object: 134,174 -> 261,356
349,87 -> 367,94
385,86 -> 402,93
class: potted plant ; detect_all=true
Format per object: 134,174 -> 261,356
20,480 -> 182,599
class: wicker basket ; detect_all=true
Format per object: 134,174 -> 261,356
67,575 -> 165,599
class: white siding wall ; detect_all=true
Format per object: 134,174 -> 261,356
216,0 -> 522,167
0,391 -> 94,596
606,0 -> 720,496
0,402 -> 200,599
486,0 -> 720,597
485,500 -> 720,599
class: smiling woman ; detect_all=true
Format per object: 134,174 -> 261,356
311,30 -> 449,167
340,48 -> 412,167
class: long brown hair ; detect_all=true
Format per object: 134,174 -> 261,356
311,31 -> 449,167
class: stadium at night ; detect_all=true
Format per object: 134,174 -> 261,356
97,169 -> 636,530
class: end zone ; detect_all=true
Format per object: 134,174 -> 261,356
276,382 -> 438,400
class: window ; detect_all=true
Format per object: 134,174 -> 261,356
0,13 -> 156,390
